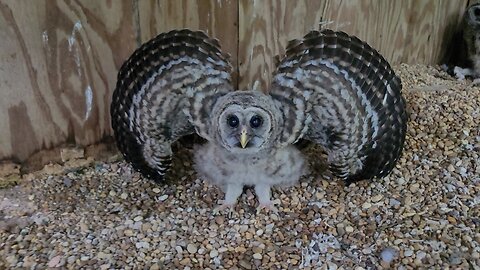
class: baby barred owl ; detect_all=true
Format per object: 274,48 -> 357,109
111,29 -> 407,211
463,4 -> 480,77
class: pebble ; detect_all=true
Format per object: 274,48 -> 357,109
136,241 -> 150,249
48,256 -> 62,267
253,253 -> 262,260
158,195 -> 168,201
409,183 -> 420,193
209,249 -> 218,258
362,202 -> 372,209
371,194 -> 383,202
187,243 -> 197,254
404,249 -> 414,257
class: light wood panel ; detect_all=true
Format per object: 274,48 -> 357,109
0,0 -> 137,162
0,0 -> 471,165
137,0 -> 239,85
238,0 -> 468,90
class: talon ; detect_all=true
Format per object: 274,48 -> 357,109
213,203 -> 235,216
256,202 -> 279,214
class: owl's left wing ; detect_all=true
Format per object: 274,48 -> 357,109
268,29 -> 407,183
111,29 -> 233,182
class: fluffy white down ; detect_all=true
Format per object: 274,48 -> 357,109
193,142 -> 308,204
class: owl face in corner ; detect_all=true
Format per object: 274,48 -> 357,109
211,91 -> 280,154
467,4 -> 480,27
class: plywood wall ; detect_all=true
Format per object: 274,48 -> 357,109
0,0 -> 137,162
238,0 -> 469,90
0,0 -> 469,164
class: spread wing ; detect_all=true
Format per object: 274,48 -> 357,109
111,29 -> 233,182
268,29 -> 407,183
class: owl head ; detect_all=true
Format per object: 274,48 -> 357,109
466,4 -> 480,27
210,91 -> 282,154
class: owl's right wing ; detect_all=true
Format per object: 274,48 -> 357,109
268,29 -> 407,183
111,29 -> 233,182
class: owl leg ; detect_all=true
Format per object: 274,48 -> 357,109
213,183 -> 243,215
255,184 -> 278,213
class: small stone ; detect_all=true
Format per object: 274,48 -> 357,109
345,226 -> 354,233
239,259 -> 252,269
158,195 -> 168,201
48,255 -> 62,267
67,256 -> 76,264
404,249 -> 414,257
472,251 -> 479,259
136,241 -> 150,249
150,263 -> 160,270
63,177 -> 72,187
252,247 -> 263,253
215,216 -> 224,225
380,247 -> 397,263
389,198 -> 401,207
235,246 -> 247,253
447,216 -> 457,224
253,253 -> 262,260
209,249 -> 219,258
97,252 -> 109,259
371,194 -> 383,202
179,258 -> 191,265
187,243 -> 198,254
449,253 -> 462,265
362,248 -> 372,255
124,229 -> 133,237
416,251 -> 426,261
447,164 -> 455,172
152,188 -> 161,194
409,183 -> 420,193
256,229 -> 264,236
80,256 -> 90,261
120,193 -> 128,199
109,190 -> 116,196
134,216 -> 143,222
362,202 -> 372,209
315,192 -> 325,200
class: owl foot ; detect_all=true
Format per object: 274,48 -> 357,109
213,202 -> 235,216
256,202 -> 279,214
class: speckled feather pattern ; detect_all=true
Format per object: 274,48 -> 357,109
111,28 -> 407,195
270,29 -> 407,182
463,4 -> 480,76
110,29 -> 233,182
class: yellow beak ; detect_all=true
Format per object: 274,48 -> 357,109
240,128 -> 249,148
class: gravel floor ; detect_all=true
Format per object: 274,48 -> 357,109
1,64 -> 479,269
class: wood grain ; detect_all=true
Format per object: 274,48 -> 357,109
0,0 -> 470,165
238,0 -> 468,90
0,0 -> 137,161
137,0 -> 239,85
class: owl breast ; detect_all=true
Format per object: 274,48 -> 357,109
193,143 -> 308,189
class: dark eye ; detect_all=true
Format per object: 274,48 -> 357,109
227,115 -> 239,128
250,115 -> 263,128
